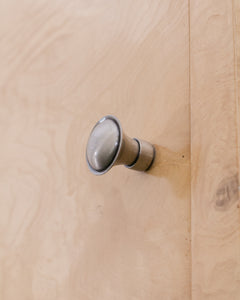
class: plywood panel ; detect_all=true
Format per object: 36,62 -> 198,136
0,0 -> 191,299
190,0 -> 240,299
236,0 -> 240,164
236,0 -> 240,99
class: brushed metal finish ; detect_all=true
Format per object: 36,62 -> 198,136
86,115 -> 155,175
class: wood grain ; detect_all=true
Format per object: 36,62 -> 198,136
0,1 -> 191,299
236,0 -> 240,170
190,0 -> 240,299
236,0 -> 240,103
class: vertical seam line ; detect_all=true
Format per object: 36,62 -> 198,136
188,0 -> 192,299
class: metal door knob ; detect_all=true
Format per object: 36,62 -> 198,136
86,115 -> 155,175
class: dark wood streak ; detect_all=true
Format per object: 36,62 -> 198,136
214,174 -> 239,211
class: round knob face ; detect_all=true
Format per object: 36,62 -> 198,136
86,117 -> 120,172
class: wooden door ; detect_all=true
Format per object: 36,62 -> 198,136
0,1 -> 239,299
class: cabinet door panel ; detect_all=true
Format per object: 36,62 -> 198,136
0,1 -> 190,299
190,0 -> 240,298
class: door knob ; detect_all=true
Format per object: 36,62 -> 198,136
86,115 -> 155,175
